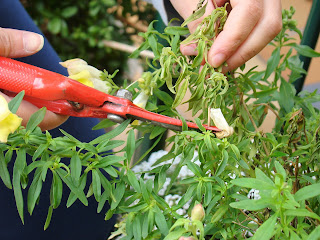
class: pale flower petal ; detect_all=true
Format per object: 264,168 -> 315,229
133,91 -> 149,109
0,95 -> 10,122
210,108 -> 234,138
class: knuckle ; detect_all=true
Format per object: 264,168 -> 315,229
247,0 -> 263,20
268,18 -> 282,38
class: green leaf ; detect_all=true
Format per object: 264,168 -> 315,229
294,183 -> 320,202
216,149 -> 228,176
51,171 -> 63,209
211,204 -> 228,224
126,129 -> 135,164
284,209 -> 320,221
90,119 -> 130,145
182,2 -> 208,27
13,148 -> 26,224
307,225 -> 320,240
27,170 -> 42,215
44,205 -> 53,230
274,161 -> 287,180
154,206 -> 169,236
172,77 -> 189,109
279,78 -> 295,113
230,199 -> 269,211
8,91 -> 25,113
127,169 -> 140,193
164,26 -> 189,35
0,151 -> 12,188
133,215 -> 142,240
61,6 -> 78,18
92,169 -> 102,202
56,168 -> 88,206
252,213 -> 278,240
70,153 -> 82,184
231,178 -> 274,190
26,107 -> 46,132
48,17 -> 62,34
263,47 -> 280,81
289,43 -> 320,58
111,181 -> 125,210
92,119 -> 116,130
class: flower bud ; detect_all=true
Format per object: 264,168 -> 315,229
191,204 -> 205,222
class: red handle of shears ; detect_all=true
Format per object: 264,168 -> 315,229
0,56 -> 115,106
0,57 -> 221,132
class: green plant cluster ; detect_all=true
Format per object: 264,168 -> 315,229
2,3 -> 320,240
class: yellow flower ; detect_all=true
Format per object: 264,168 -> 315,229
69,70 -> 94,88
0,95 -> 22,143
60,58 -> 112,94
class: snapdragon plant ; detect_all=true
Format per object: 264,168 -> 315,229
1,2 -> 320,240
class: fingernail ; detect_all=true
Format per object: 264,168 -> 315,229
23,32 -> 44,53
211,53 -> 226,68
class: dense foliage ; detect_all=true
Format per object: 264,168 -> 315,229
22,0 -> 155,81
2,2 -> 320,240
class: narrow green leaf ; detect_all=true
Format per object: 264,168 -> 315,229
133,215 -> 142,240
252,213 -> 278,240
154,206 -> 169,236
172,78 -> 189,109
182,2 -> 208,27
92,169 -> 101,202
274,161 -> 287,180
216,149 -> 228,176
211,204 -> 228,224
231,178 -> 274,190
44,205 -> 53,230
284,209 -> 320,221
230,199 -> 269,211
27,170 -> 42,215
8,91 -> 25,113
13,148 -> 26,224
51,171 -> 63,209
294,183 -> 320,202
111,181 -> 125,210
0,151 -> 12,188
263,47 -> 280,81
290,43 -> 320,58
90,119 -> 130,145
127,169 -> 140,193
56,168 -> 88,206
70,153 -> 82,184
307,225 -> 320,240
26,107 -> 46,132
92,119 -> 116,130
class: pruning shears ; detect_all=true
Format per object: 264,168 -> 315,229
0,56 -> 221,132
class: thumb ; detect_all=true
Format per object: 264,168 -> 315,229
0,28 -> 44,58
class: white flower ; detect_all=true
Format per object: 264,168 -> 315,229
247,189 -> 261,200
210,108 -> 234,138
0,95 -> 22,143
133,91 -> 149,109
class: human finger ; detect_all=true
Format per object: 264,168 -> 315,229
207,0 -> 264,68
0,28 -> 44,58
222,0 -> 282,71
0,91 -> 68,131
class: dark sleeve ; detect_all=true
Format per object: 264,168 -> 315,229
0,1 -> 116,239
